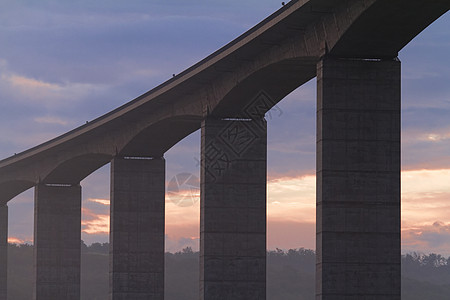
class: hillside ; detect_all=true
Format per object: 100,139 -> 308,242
6,243 -> 450,299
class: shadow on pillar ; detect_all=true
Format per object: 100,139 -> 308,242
109,156 -> 165,300
316,56 -> 401,299
34,184 -> 82,300
200,117 -> 267,300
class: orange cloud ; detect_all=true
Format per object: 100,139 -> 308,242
165,198 -> 200,229
1,69 -> 107,107
402,221 -> 450,256
166,189 -> 200,208
8,236 -> 31,244
266,169 -> 450,253
165,224 -> 199,241
82,207 -> 110,235
34,116 -> 69,126
89,198 -> 110,205
165,234 -> 199,252
268,220 -> 315,250
402,169 -> 450,226
268,175 -> 316,223
77,168 -> 450,254
7,74 -> 60,90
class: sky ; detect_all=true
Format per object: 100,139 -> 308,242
1,1 -> 449,255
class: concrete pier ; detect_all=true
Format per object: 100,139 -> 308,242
34,184 -> 82,300
0,205 -> 7,300
200,117 -> 267,300
110,156 -> 165,300
316,57 -> 401,299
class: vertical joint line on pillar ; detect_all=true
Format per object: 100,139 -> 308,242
316,55 -> 401,298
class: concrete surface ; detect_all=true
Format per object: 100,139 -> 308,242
33,184 -> 81,300
1,0 -> 447,203
110,157 -> 165,300
316,56 -> 401,299
0,1 -> 447,299
200,117 -> 267,300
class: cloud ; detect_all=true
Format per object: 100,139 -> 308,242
7,74 -> 59,90
403,127 -> 450,144
419,222 -> 450,248
0,60 -> 114,156
80,196 -> 111,243
265,82 -> 317,178
34,116 -> 69,126
401,169 -> 450,225
268,220 -> 315,250
165,222 -> 200,252
0,0 -> 449,257
4,168 -> 450,255
402,69 -> 442,80
166,200 -> 200,228
8,236 -> 32,244
400,169 -> 450,255
0,130 -> 62,155
268,175 -> 316,223
401,125 -> 450,170
0,0 -> 281,159
165,234 -> 199,252
402,169 -> 450,196
80,165 -> 110,199
88,198 -> 110,206
403,222 -> 450,256
421,130 -> 450,143
81,207 -> 110,235
1,71 -> 108,108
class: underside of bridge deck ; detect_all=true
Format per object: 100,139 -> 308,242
0,0 -> 448,299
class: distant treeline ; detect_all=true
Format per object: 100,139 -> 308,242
6,243 -> 450,299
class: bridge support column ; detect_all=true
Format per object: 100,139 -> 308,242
316,56 -> 401,299
0,205 -> 7,300
34,183 -> 81,300
110,156 -> 165,300
200,117 -> 267,300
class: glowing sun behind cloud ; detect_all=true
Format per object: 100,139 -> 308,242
72,168 -> 450,254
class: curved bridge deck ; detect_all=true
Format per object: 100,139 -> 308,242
0,0 -> 448,299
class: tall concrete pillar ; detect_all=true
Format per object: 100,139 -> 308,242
200,117 -> 267,300
110,156 -> 165,300
34,183 -> 82,300
316,56 -> 401,299
0,205 -> 7,300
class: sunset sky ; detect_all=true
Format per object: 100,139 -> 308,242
1,1 -> 449,255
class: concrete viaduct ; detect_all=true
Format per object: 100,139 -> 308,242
0,0 -> 449,299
